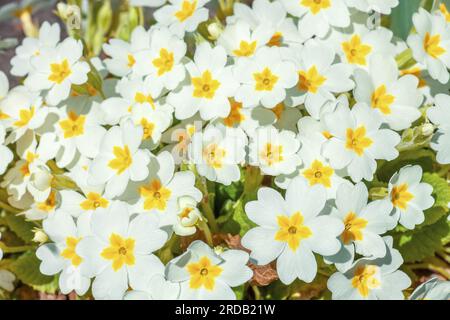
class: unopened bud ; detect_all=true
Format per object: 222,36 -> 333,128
32,229 -> 48,244
421,123 -> 434,137
207,23 -> 222,40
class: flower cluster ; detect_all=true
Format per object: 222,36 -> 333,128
0,0 -> 449,300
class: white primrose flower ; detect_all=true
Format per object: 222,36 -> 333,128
173,196 -> 203,236
36,211 -> 91,295
331,24 -> 396,69
322,102 -> 400,182
189,124 -> 247,185
89,121 -> 151,198
133,27 -> 187,90
345,0 -> 399,14
168,42 -> 238,121
59,160 -> 112,226
1,132 -> 59,204
242,178 -> 344,284
427,94 -> 450,164
124,274 -> 181,300
409,277 -> 450,300
275,117 -> 348,199
25,37 -> 90,106
76,202 -> 168,299
103,26 -> 151,78
383,165 -> 434,230
283,41 -> 354,119
327,236 -> 411,300
227,0 -> 305,47
54,105 -> 106,168
407,8 -> 450,84
325,182 -> 395,272
234,46 -> 297,109
166,240 -> 253,300
11,22 -> 61,77
248,125 -> 301,176
217,20 -> 273,59
129,151 -> 202,228
0,124 -> 13,175
0,86 -> 48,143
353,55 -> 423,131
280,0 -> 351,39
154,0 -> 210,35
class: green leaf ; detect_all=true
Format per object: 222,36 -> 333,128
9,251 -> 54,286
232,285 -> 245,300
394,217 -> 449,263
377,149 -> 435,182
4,213 -> 35,243
221,199 -> 256,237
31,275 -> 59,294
419,173 -> 450,227
390,0 -> 421,41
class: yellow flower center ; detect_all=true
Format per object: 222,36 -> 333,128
342,212 -> 368,244
13,106 -> 35,128
342,35 -> 372,65
260,143 -> 283,166
140,179 -> 172,211
180,207 -> 193,220
322,130 -> 333,139
271,103 -> 284,120
301,0 -> 331,14
140,118 -> 155,140
152,48 -> 174,76
192,70 -> 221,99
108,145 -> 133,175
60,237 -> 83,267
224,99 -> 245,127
351,265 -> 381,298
303,160 -> 334,188
371,85 -> 395,115
345,126 -> 373,156
423,32 -> 446,59
0,110 -> 10,120
298,66 -> 327,93
203,143 -> 227,169
135,92 -> 156,110
37,191 -> 57,213
268,32 -> 283,47
20,152 -> 38,177
233,40 -> 257,57
48,59 -> 72,84
187,256 -> 223,291
101,233 -> 136,272
174,0 -> 197,22
391,183 -> 414,210
80,192 -> 109,211
127,54 -> 136,68
253,67 -> 279,91
59,111 -> 86,139
275,212 -> 312,251
440,4 -> 450,22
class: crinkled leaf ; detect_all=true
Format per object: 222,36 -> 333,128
9,251 -> 54,286
4,213 -> 35,243
377,149 -> 435,182
394,217 -> 449,263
